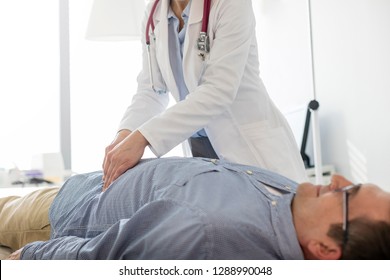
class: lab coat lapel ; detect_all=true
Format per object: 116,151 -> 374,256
183,0 -> 205,92
154,0 -> 180,100
187,0 -> 203,26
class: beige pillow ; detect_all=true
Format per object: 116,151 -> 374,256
0,187 -> 59,251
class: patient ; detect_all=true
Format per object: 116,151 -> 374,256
1,157 -> 389,260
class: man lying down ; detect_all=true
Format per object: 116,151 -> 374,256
1,157 -> 390,260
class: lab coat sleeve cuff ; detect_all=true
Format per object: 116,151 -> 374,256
138,127 -> 164,158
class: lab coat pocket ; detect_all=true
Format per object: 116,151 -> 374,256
241,122 -> 296,175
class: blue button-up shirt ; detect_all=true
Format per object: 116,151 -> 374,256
168,1 -> 206,137
21,157 -> 304,260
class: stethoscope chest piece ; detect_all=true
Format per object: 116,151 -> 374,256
146,0 -> 212,88
197,31 -> 210,60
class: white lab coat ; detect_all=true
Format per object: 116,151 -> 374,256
118,0 -> 307,182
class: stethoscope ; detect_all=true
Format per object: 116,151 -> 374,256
145,0 -> 211,93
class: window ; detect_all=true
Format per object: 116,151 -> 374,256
0,0 -> 184,175
0,0 -> 60,170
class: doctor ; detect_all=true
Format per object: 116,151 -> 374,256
103,0 -> 307,190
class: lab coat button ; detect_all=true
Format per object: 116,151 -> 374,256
271,201 -> 277,206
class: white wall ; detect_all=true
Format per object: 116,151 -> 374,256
254,0 -> 390,190
253,0 -> 313,112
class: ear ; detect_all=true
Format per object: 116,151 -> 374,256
306,240 -> 342,260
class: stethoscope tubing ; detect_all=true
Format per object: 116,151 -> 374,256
145,0 -> 211,93
201,0 -> 211,33
146,0 -> 160,45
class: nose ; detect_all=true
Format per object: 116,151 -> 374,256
318,184 -> 332,196
330,174 -> 353,190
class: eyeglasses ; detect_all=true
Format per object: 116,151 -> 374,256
333,184 -> 362,252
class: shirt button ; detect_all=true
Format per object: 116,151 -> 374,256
210,159 -> 218,164
271,201 -> 277,206
285,185 -> 291,190
246,170 -> 253,175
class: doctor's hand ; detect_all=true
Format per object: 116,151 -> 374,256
102,130 -> 149,191
103,129 -> 131,170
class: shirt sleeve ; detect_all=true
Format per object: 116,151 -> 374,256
21,200 -> 210,260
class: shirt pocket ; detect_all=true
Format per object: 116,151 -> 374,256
174,166 -> 222,186
153,159 -> 223,189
